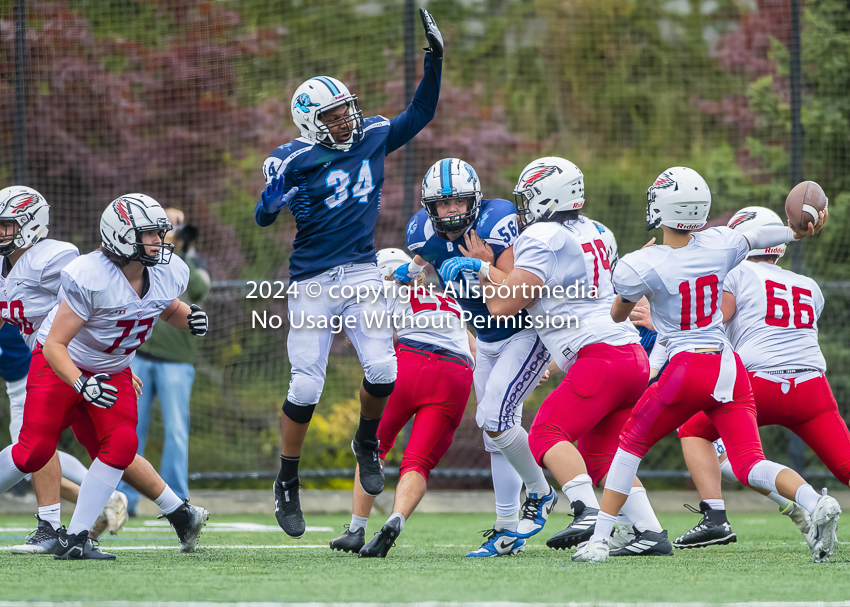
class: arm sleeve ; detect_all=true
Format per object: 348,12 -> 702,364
386,54 -> 442,154
648,340 -> 668,370
612,260 -> 649,303
512,237 -> 554,284
60,271 -> 94,322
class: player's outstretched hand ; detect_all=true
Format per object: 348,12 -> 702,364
75,373 -> 119,410
420,8 -> 443,59
261,178 -> 298,214
439,257 -> 481,283
188,304 -> 209,336
459,230 -> 494,264
790,208 -> 827,240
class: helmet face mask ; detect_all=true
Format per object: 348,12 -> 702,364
421,159 -> 482,237
101,195 -> 174,267
0,220 -> 20,256
291,77 -> 364,151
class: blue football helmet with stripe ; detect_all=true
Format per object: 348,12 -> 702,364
421,158 -> 482,235
290,76 -> 364,151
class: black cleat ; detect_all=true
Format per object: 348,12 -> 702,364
53,527 -> 115,560
11,515 -> 59,555
610,528 -> 674,556
674,501 -> 737,549
351,438 -> 384,497
359,517 -> 402,558
546,500 -> 598,550
274,477 -> 305,539
162,499 -> 210,553
330,525 -> 366,553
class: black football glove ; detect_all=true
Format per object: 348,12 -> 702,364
419,8 -> 443,59
75,373 -> 119,410
188,304 -> 208,336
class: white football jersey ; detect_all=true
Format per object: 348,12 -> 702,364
388,285 -> 473,366
724,261 -> 825,372
513,217 -> 639,371
38,251 -> 189,374
614,226 -> 750,359
0,239 -> 79,350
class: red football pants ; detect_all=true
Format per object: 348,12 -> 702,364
528,342 -> 649,484
619,351 -> 766,486
377,345 -> 473,481
679,372 -> 850,485
12,350 -> 139,472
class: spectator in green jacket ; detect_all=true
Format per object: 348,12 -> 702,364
119,208 -> 210,515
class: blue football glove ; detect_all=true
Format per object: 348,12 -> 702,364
261,178 -> 298,214
439,257 -> 482,283
393,262 -> 424,284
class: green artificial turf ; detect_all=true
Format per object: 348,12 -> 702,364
0,511 -> 846,603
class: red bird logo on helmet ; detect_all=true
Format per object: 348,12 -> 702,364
650,175 -> 675,190
521,166 -> 558,188
729,211 -> 757,229
10,195 -> 36,214
114,199 -> 133,226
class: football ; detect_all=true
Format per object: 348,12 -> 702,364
785,180 -> 828,230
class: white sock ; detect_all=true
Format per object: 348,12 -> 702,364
57,451 -> 88,486
604,449 -> 642,495
563,473 -> 599,509
704,499 -> 726,511
38,503 -> 61,531
387,512 -> 405,532
766,491 -> 792,510
616,514 -> 630,527
795,484 -> 821,515
67,458 -> 123,535
495,518 -> 518,533
490,450 -> 522,522
0,445 -> 25,493
488,425 -> 549,496
349,514 -> 368,533
155,485 -> 185,516
719,458 -> 738,484
589,510 -> 617,544
621,487 -> 663,533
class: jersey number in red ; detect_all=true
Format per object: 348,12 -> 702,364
765,280 -> 814,329
581,239 -> 611,290
678,275 -> 719,330
409,288 -> 462,319
104,318 -> 155,355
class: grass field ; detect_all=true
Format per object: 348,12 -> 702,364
0,510 -> 847,604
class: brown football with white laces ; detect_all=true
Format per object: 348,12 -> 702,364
785,180 -> 828,231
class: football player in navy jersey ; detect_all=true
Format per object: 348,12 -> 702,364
399,158 -> 556,557
254,8 -> 443,539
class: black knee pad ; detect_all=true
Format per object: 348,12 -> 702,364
362,377 -> 395,398
282,400 -> 316,424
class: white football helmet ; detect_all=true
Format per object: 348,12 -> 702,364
376,247 -> 414,280
727,206 -> 787,259
291,76 -> 363,151
421,158 -> 482,235
0,186 -> 49,256
101,194 -> 174,266
513,157 -> 584,229
645,167 -> 711,231
591,220 -> 618,271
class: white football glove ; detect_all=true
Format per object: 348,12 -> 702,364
188,304 -> 208,336
75,373 -> 119,410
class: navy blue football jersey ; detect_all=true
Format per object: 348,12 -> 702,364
0,322 -> 30,382
406,198 -> 527,343
256,55 -> 441,282
638,325 -> 657,354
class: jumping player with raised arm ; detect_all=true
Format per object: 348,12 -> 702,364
572,167 -> 839,564
330,248 -> 475,558
405,158 -> 555,557
0,194 -> 210,560
254,8 -> 443,539
478,157 -> 670,557
675,206 -> 848,555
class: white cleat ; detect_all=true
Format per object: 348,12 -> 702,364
105,491 -> 129,535
571,538 -> 609,562
609,522 -> 635,550
806,489 -> 841,563
780,501 -> 813,548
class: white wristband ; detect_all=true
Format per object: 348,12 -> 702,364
410,260 -> 427,274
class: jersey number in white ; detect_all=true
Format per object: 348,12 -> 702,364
324,161 -> 375,208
